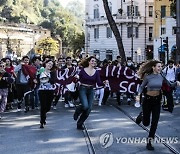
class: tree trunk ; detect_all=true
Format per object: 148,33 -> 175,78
102,0 -> 126,63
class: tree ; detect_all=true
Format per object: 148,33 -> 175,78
70,32 -> 85,57
36,37 -> 59,56
170,0 -> 176,18
0,0 -> 6,6
102,0 -> 126,63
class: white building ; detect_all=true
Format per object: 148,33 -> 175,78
85,0 -> 154,62
154,17 -> 176,63
0,23 -> 51,59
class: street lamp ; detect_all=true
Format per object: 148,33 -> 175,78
131,0 -> 134,61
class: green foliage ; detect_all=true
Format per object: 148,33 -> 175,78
70,32 -> 85,57
0,0 -> 85,56
0,0 -> 6,6
170,0 -> 176,18
36,37 -> 59,56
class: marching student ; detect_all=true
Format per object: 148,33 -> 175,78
0,61 -> 14,119
162,60 -> 176,112
73,56 -> 107,130
135,60 -> 180,150
4,58 -> 15,110
38,60 -> 56,128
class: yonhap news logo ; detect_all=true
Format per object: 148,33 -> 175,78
99,132 -> 179,149
99,132 -> 114,148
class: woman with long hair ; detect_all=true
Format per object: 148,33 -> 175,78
0,61 -> 14,118
73,56 -> 107,130
38,60 -> 56,128
136,60 -> 180,150
5,58 -> 15,110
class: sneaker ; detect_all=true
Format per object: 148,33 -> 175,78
175,100 -> 179,104
146,139 -> 154,151
40,124 -> 44,129
24,106 -> 29,113
69,101 -> 75,108
17,103 -> 22,111
120,95 -> 123,100
98,103 -> 102,106
53,106 -> 57,110
64,103 -> 69,108
136,112 -> 143,124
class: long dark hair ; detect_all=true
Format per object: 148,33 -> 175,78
138,60 -> 161,79
5,57 -> 13,67
80,56 -> 96,68
43,59 -> 55,71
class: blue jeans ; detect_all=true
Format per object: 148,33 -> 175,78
176,87 -> 180,101
75,85 -> 94,126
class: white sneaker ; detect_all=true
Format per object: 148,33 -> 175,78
64,104 -> 69,108
120,96 -> 123,100
53,106 -> 57,110
69,101 -> 75,108
98,104 -> 102,106
175,100 -> 179,104
127,98 -> 131,102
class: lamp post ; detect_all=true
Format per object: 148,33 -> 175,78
131,0 -> 134,61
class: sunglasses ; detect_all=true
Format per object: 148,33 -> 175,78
0,65 -> 4,67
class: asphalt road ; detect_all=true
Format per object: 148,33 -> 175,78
0,98 -> 179,154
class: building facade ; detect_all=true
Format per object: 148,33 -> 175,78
153,0 -> 176,63
0,23 -> 51,59
85,0 -> 154,63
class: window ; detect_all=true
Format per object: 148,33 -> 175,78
39,31 -> 41,34
161,5 -> 166,18
149,6 -> 153,17
149,27 -> 153,41
106,50 -> 113,60
94,5 -> 99,19
127,5 -> 138,16
88,33 -> 90,41
107,27 -> 112,38
94,50 -> 100,59
127,27 -> 133,38
127,6 -> 130,16
94,27 -> 99,39
44,31 -> 47,34
135,27 -> 139,38
135,6 -> 139,16
161,27 -> 166,35
172,27 -> 177,35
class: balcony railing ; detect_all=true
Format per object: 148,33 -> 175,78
86,15 -> 145,26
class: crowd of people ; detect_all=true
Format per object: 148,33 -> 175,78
0,54 -> 180,150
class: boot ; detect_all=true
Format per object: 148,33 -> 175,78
136,112 -> 143,124
77,111 -> 88,130
146,138 -> 154,150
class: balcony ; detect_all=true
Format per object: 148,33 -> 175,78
86,15 -> 145,26
116,15 -> 145,24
